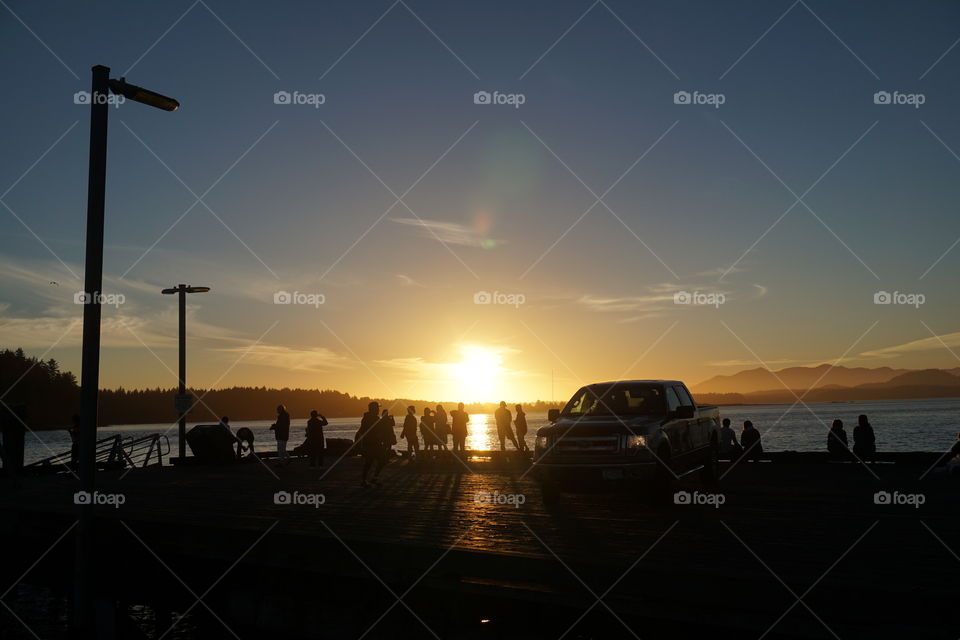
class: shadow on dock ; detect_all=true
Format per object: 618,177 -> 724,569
0,452 -> 957,638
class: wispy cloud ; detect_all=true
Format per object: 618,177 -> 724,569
859,332 -> 960,360
212,343 -> 352,373
390,217 -> 501,248
396,273 -> 425,287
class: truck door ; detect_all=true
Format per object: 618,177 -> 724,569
663,386 -> 691,455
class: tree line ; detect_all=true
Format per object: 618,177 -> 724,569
1,347 -> 562,429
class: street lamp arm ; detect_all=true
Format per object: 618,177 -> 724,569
109,78 -> 179,111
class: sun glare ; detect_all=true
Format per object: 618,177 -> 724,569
454,345 -> 503,403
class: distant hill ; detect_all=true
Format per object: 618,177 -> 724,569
695,365 -> 912,394
694,367 -> 960,406
855,368 -> 960,389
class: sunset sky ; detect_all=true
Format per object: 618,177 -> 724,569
3,1 -> 960,403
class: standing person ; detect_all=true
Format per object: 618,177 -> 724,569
269,404 -> 291,466
420,407 -> 435,451
514,404 -> 529,452
494,401 -> 520,451
305,410 -> 328,468
401,405 -> 420,460
380,409 -> 397,456
218,416 -> 232,435
719,418 -> 742,458
740,420 -> 762,462
852,414 -> 876,462
450,402 -> 469,454
434,404 -> 449,450
356,402 -> 386,487
827,419 -> 849,460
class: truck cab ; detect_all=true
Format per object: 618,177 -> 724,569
533,380 -> 720,488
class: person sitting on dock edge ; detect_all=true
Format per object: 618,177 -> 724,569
827,419 -> 849,460
852,414 -> 876,463
740,420 -> 762,462
719,418 -> 742,458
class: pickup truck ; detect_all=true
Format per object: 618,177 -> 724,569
533,380 -> 720,496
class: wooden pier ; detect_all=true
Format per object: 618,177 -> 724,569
0,451 -> 957,639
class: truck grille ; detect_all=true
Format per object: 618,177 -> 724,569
553,435 -> 620,454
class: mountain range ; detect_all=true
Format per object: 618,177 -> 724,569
692,365 -> 960,405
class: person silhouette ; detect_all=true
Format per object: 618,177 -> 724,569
381,408 -> 397,454
420,407 -> 436,452
852,414 -> 876,462
434,404 -> 449,450
450,402 -> 469,454
514,404 -> 529,452
740,420 -> 762,461
356,402 -> 387,487
827,419 -> 849,460
494,401 -> 520,451
401,405 -> 419,460
270,404 -> 291,466
305,410 -> 328,468
719,418 -> 741,458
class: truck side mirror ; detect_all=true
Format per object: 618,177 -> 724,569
547,409 -> 560,422
676,405 -> 695,419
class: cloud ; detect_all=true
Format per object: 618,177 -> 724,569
859,332 -> 960,359
212,344 -> 352,373
390,217 -> 500,248
575,293 -> 674,314
395,274 -> 425,287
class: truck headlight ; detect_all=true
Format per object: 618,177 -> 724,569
624,435 -> 647,449
535,436 -> 550,449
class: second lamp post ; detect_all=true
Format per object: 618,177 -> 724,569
162,284 -> 210,458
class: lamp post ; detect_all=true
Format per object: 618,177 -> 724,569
75,64 -> 178,637
162,285 -> 210,460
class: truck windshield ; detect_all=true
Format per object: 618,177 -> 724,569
561,384 -> 667,417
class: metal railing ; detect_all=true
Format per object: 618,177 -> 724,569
25,433 -> 168,475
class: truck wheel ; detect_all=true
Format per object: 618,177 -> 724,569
700,444 -> 719,486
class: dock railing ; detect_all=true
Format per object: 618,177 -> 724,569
24,433 -> 169,475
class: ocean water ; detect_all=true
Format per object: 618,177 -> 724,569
18,397 -> 960,465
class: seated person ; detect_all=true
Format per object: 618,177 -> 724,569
740,420 -> 762,461
719,418 -> 742,457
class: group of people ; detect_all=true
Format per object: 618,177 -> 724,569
395,401 -> 529,457
242,401 -> 531,486
826,415 -> 876,460
719,418 -> 764,461
220,405 -> 330,468
718,413 -> 879,462
400,403 -> 469,454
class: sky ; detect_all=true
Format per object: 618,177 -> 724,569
3,0 -> 960,404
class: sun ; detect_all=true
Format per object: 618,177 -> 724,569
453,345 -> 503,403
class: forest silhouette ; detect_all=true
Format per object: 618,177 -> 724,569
0,347 -> 558,429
